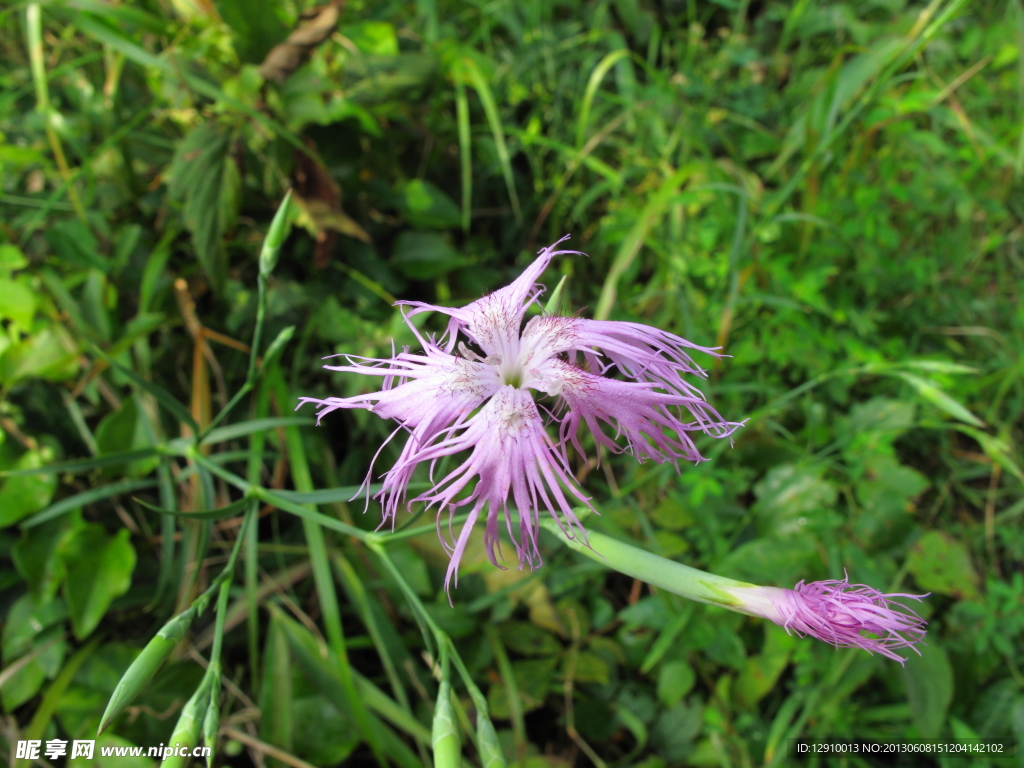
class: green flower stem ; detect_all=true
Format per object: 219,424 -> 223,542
370,543 -> 503,767
202,192 -> 293,439
244,381 -> 270,691
539,518 -> 755,612
270,373 -> 390,768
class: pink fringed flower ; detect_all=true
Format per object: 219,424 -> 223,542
299,236 -> 743,589
731,576 -> 928,662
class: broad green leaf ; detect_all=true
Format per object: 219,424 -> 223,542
0,329 -> 80,384
168,122 -> 233,292
101,354 -> 198,433
0,449 -> 58,527
391,231 -> 470,280
0,244 -> 29,272
0,628 -> 65,711
716,533 -> 822,586
1,651 -> 48,710
907,530 -> 981,601
657,660 -> 696,708
487,657 -> 557,717
499,621 -> 561,657
12,516 -> 76,602
46,220 -> 108,272
342,21 -> 399,55
293,696 -> 360,766
650,700 -> 703,764
94,397 -> 159,477
61,525 -> 137,639
214,0 -> 288,63
2,594 -> 68,661
650,494 -> 696,531
21,479 -> 158,529
902,642 -> 953,738
852,455 -> 929,550
895,372 -> 983,427
0,278 -> 36,327
753,463 -> 838,536
397,179 -> 461,230
733,624 -> 796,708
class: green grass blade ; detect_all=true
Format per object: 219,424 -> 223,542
894,372 -> 984,427
272,606 -> 426,768
594,164 -> 698,320
200,417 -> 313,446
575,49 -> 631,148
135,495 -> 252,521
21,479 -> 158,528
460,57 -> 522,225
271,373 -> 390,768
455,80 -> 472,232
0,448 -> 159,477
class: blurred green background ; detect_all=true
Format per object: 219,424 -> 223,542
1,0 -> 1022,766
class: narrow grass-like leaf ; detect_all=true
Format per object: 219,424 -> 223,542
272,606 -> 429,768
897,360 -> 978,375
274,485 -> 377,504
895,372 -> 984,427
455,80 -> 472,232
485,627 -> 526,765
0,448 -> 159,478
135,495 -> 251,521
21,479 -> 157,528
459,57 -> 522,225
272,373 -> 389,768
594,164 -> 698,320
334,553 -> 418,737
200,417 -> 313,446
945,425 -> 1024,483
576,49 -> 631,148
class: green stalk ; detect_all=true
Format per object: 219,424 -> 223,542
25,3 -> 88,226
539,519 -> 754,611
271,373 -> 389,768
370,544 -> 505,768
202,192 -> 293,438
245,380 -> 272,691
484,626 -> 525,768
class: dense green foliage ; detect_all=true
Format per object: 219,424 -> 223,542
1,0 -> 1022,766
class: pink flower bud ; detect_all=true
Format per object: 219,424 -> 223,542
734,576 -> 928,662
